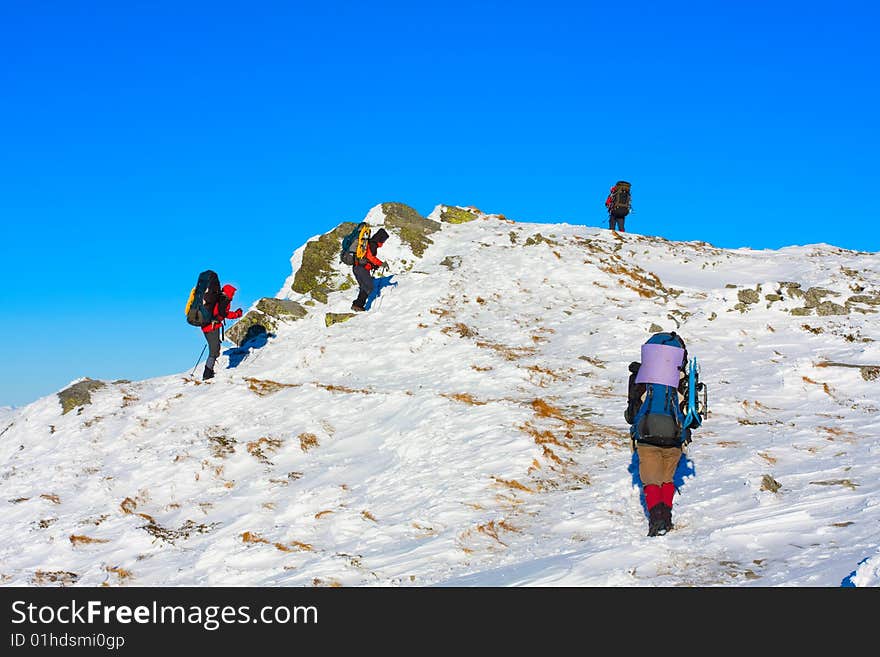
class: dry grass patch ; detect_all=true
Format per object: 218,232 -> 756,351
206,427 -> 236,458
442,392 -> 489,406
441,322 -> 477,338
428,306 -> 454,319
758,452 -> 777,465
818,426 -> 858,442
32,570 -> 78,586
475,340 -> 537,361
362,510 -> 378,522
244,377 -> 302,396
519,422 -> 568,450
597,261 -> 680,299
474,519 -> 521,546
40,493 -> 61,504
492,477 -> 536,493
299,432 -> 319,452
315,510 -> 334,519
579,355 -> 607,368
810,479 -> 858,490
741,400 -> 782,411
69,535 -> 111,547
802,376 -> 833,395
247,436 -> 284,464
315,383 -> 373,395
525,365 -> 569,386
531,399 -> 568,424
142,519 -> 218,544
104,565 -> 133,583
312,578 -> 343,587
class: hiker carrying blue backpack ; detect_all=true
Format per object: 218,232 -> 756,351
625,331 -> 706,536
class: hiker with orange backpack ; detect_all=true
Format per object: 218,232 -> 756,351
350,227 -> 389,312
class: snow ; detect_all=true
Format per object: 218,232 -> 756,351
1,208 -> 879,587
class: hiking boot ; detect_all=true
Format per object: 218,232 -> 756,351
660,504 -> 674,533
202,366 -> 215,380
647,504 -> 671,537
351,303 -> 365,312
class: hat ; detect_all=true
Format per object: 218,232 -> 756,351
222,284 -> 237,298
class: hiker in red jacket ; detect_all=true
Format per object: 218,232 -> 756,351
202,284 -> 243,379
351,227 -> 389,312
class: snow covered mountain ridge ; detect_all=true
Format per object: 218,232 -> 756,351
2,202 -> 879,587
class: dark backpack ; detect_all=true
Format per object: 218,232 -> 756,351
185,270 -> 221,327
626,331 -> 690,447
340,222 -> 370,266
610,180 -> 632,215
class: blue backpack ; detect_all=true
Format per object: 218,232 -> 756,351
625,332 -> 691,447
340,222 -> 370,266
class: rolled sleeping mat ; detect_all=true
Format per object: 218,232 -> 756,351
634,343 -> 684,387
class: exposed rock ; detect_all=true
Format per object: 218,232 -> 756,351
847,294 -> 880,306
779,282 -> 804,298
737,289 -> 760,304
764,293 -> 783,302
440,255 -> 463,270
225,311 -> 275,347
256,298 -> 308,320
382,202 -> 441,258
439,205 -> 478,224
325,313 -> 356,327
291,222 -> 357,301
58,378 -> 106,415
815,301 -> 848,316
761,474 -> 782,493
524,233 -> 557,246
790,307 -> 813,316
226,297 -> 309,347
802,287 -> 837,308
862,367 -> 880,381
649,323 -> 664,333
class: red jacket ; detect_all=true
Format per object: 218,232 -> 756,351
363,241 -> 385,271
202,284 -> 243,333
605,186 -> 616,211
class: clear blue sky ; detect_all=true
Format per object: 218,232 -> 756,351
1,1 -> 878,408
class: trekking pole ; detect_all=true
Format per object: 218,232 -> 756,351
190,344 -> 207,377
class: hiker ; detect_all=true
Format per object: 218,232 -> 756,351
625,331 -> 701,536
605,181 -> 631,232
201,284 -> 243,379
351,227 -> 389,312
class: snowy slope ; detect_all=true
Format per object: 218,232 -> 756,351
2,204 -> 879,587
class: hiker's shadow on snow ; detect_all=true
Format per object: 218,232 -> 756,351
628,448 -> 696,516
223,327 -> 273,369
365,275 -> 398,311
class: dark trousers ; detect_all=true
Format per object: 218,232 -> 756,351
204,328 -> 221,370
609,212 -> 626,232
353,265 -> 373,307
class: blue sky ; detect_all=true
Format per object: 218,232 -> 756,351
1,1 -> 878,408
